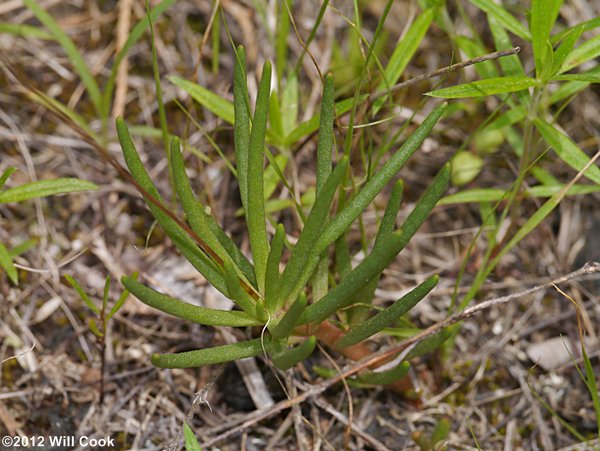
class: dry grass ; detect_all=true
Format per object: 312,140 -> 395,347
1,1 -> 599,449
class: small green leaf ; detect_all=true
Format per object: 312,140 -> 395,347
169,75 -> 234,124
535,118 -> 600,185
122,276 -> 261,327
426,77 -> 540,99
151,338 -> 266,368
0,178 -> 98,204
0,167 -> 16,189
88,318 -> 104,338
551,26 -> 584,76
0,243 -> 18,284
65,275 -> 100,315
531,0 -> 557,79
271,336 -> 316,370
356,361 -> 410,386
183,423 -> 202,451
561,34 -> 600,73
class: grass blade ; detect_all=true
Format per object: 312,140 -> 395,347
65,275 -> 99,315
372,8 -> 434,114
246,61 -> 272,293
468,0 -> 530,40
0,167 -> 17,189
122,276 -> 261,327
22,0 -> 102,115
103,0 -> 178,119
426,77 -> 539,98
531,0 -> 558,80
0,178 -> 97,203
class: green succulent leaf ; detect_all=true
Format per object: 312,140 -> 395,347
269,294 -> 307,339
302,165 -> 450,325
116,118 -> 228,295
335,275 -> 439,349
122,276 -> 262,327
151,338 -> 266,368
279,157 -> 349,307
271,336 -> 317,370
356,361 -> 410,385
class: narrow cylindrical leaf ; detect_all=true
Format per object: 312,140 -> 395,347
356,361 -> 410,385
247,61 -> 272,293
265,223 -> 286,312
375,180 -> 404,245
279,157 -> 349,307
314,103 -> 447,256
271,336 -> 316,370
405,329 -> 450,360
170,138 -> 257,288
301,165 -> 450,325
269,293 -> 307,339
223,261 -> 263,318
122,276 -> 262,327
234,46 -> 250,210
316,74 -> 335,195
151,338 -> 266,368
116,118 -> 228,294
335,275 -> 439,349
